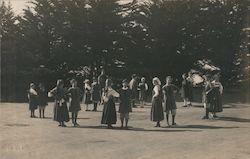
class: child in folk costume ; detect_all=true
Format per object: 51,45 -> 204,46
37,83 -> 48,118
28,83 -> 38,118
67,79 -> 83,127
48,79 -> 69,127
202,75 -> 212,119
138,77 -> 148,108
207,75 -> 223,118
101,79 -> 120,129
162,76 -> 179,126
119,79 -> 132,128
129,74 -> 138,108
83,79 -> 92,111
151,77 -> 164,127
91,78 -> 101,111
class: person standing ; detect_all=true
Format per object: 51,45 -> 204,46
68,79 -> 83,127
101,79 -> 120,129
181,72 -> 193,107
48,79 -> 69,127
138,77 -> 148,108
28,83 -> 38,118
37,83 -> 48,118
83,79 -> 92,111
162,76 -> 179,126
208,75 -> 223,118
98,69 -> 107,104
202,75 -> 212,119
186,72 -> 194,106
119,79 -> 132,129
151,77 -> 164,127
91,78 -> 101,111
129,74 -> 138,108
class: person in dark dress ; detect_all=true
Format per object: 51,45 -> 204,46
48,79 -> 69,127
119,79 -> 132,128
207,75 -> 223,118
28,83 -> 38,118
101,79 -> 120,129
37,83 -> 48,118
67,79 -> 83,127
181,73 -> 193,107
162,76 -> 179,126
129,74 -> 138,108
151,77 -> 164,127
83,79 -> 92,111
91,78 -> 101,111
138,77 -> 148,108
98,69 -> 107,104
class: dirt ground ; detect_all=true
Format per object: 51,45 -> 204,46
0,101 -> 250,159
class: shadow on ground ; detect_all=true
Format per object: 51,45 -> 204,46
218,117 -> 250,123
65,124 -> 240,132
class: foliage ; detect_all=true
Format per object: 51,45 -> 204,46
0,0 -> 248,101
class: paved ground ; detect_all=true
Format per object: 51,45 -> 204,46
0,101 -> 250,159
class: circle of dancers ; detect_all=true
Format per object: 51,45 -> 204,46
27,70 -> 223,129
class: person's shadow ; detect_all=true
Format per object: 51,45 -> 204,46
217,117 -> 250,123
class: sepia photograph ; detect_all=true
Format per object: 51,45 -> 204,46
0,0 -> 249,159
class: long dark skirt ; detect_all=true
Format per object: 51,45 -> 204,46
84,92 -> 92,104
29,95 -> 38,111
209,95 -> 223,113
101,99 -> 117,125
151,97 -> 164,122
53,102 -> 70,122
29,101 -> 38,111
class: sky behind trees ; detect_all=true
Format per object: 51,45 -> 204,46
8,0 -> 133,14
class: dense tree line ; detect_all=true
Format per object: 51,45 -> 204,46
0,0 -> 248,101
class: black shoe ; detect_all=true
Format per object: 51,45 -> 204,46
61,123 -> 67,127
108,125 -> 113,129
182,105 -> 187,107
74,123 -> 80,127
172,123 -> 177,126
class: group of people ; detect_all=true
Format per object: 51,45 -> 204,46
27,70 -> 223,129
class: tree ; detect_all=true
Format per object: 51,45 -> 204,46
0,1 -> 17,101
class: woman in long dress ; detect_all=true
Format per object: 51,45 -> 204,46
208,75 -> 223,118
151,77 -> 164,127
101,79 -> 120,129
28,83 -> 38,118
48,79 -> 69,127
